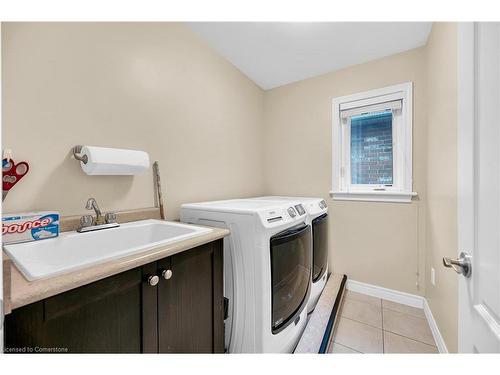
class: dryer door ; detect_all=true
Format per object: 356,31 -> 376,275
312,213 -> 328,282
270,224 -> 312,334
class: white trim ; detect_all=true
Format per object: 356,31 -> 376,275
424,299 -> 449,354
346,279 -> 448,353
331,82 -> 414,203
330,190 -> 417,203
346,279 -> 424,308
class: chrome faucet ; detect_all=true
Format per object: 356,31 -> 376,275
78,198 -> 120,233
85,198 -> 104,224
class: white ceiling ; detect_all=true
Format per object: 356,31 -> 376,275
186,22 -> 432,90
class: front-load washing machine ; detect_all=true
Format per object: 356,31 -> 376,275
180,199 -> 311,353
248,197 -> 328,313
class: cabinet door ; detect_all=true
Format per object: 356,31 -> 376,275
4,264 -> 158,353
157,240 -> 224,353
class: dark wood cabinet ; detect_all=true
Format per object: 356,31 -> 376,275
4,240 -> 224,353
157,242 -> 224,353
5,267 -> 147,353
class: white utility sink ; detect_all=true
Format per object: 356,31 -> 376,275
3,219 -> 212,281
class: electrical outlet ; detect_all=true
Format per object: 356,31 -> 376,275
431,267 -> 436,286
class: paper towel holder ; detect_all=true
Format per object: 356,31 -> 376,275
71,145 -> 150,176
73,145 -> 88,164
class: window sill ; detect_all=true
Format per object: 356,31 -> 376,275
329,190 -> 417,203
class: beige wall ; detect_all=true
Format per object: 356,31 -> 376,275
425,22 -> 458,353
2,22 -> 265,219
263,47 -> 427,295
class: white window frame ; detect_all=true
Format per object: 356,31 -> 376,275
330,82 -> 417,203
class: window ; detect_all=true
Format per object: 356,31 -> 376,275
350,111 -> 393,185
331,82 -> 416,203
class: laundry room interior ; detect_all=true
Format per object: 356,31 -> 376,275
1,17 -> 498,359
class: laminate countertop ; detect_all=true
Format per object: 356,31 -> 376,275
2,222 -> 230,313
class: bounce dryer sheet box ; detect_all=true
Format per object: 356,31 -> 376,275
2,211 -> 60,245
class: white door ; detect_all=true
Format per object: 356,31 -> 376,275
456,22 -> 500,353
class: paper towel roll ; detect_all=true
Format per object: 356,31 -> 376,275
80,146 -> 150,175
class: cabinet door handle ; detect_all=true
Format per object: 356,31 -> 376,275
161,269 -> 173,280
147,275 -> 160,286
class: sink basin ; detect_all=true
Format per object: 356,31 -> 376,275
3,219 -> 212,281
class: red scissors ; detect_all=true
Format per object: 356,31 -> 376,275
3,159 -> 29,200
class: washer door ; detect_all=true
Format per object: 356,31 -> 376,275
312,213 -> 328,282
270,223 -> 312,334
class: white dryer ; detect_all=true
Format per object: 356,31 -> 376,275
248,197 -> 328,313
180,199 -> 311,353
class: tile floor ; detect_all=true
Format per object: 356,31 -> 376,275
329,290 -> 438,354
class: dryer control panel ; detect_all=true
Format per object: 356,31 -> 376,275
302,200 -> 328,216
258,204 -> 306,228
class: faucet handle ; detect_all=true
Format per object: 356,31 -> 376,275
85,198 -> 96,210
80,215 -> 94,228
105,212 -> 117,224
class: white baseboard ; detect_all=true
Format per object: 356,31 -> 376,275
346,279 -> 448,353
423,299 -> 449,353
346,279 -> 424,308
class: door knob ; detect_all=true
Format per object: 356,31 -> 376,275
443,251 -> 472,278
162,269 -> 173,280
147,275 -> 160,286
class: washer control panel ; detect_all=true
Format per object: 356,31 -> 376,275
259,205 -> 306,228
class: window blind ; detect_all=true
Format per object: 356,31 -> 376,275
340,99 -> 402,119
